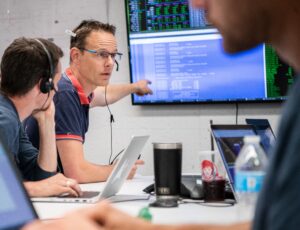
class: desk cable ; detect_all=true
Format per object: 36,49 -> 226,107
235,102 -> 239,124
109,149 -> 125,165
105,86 -> 115,165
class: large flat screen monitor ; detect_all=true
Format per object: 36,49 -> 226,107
125,0 -> 295,105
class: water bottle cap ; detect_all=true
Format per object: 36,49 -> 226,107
243,135 -> 260,143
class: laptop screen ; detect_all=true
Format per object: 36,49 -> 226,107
211,125 -> 256,189
245,119 -> 276,155
0,142 -> 37,229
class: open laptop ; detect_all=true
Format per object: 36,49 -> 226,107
0,140 -> 37,229
31,135 -> 149,203
245,118 -> 276,155
211,125 -> 261,201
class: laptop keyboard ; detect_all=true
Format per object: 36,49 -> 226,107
59,191 -> 100,199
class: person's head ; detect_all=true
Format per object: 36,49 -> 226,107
0,37 -> 63,97
69,20 -> 121,89
70,20 -> 116,50
192,0 -> 300,72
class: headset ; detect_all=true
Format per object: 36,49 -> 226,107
34,39 -> 55,94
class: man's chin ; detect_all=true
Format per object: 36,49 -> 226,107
222,39 -> 255,54
98,80 -> 110,87
32,104 -> 50,114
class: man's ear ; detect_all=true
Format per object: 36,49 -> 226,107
70,47 -> 81,65
34,78 -> 44,95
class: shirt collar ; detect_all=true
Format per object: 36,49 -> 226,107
65,67 -> 93,105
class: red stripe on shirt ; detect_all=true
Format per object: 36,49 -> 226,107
65,68 -> 91,105
56,134 -> 83,142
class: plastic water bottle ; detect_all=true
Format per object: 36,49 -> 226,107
235,136 -> 268,221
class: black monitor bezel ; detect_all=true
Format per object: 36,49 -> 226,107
124,0 -> 289,105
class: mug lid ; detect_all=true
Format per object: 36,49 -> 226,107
153,143 -> 182,149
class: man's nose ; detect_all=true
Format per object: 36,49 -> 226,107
105,55 -> 115,67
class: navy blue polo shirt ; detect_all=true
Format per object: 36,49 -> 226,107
55,68 -> 93,143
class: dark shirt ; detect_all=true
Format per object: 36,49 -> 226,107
24,68 -> 93,171
253,75 -> 300,229
0,94 -> 55,181
54,68 -> 92,143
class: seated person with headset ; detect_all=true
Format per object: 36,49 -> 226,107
0,37 -> 81,197
24,20 -> 152,183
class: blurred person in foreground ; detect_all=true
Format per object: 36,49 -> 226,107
24,0 -> 300,229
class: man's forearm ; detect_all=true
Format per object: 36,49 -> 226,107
64,161 -> 114,183
37,118 -> 57,172
91,84 -> 135,107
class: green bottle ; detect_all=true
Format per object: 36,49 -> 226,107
137,207 -> 152,222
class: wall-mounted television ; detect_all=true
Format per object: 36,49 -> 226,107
125,0 -> 295,105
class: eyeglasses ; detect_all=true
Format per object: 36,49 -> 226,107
81,48 -> 123,61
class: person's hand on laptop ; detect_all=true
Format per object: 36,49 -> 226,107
24,173 -> 82,197
127,159 -> 144,179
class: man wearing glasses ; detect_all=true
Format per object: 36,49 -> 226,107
25,20 -> 152,183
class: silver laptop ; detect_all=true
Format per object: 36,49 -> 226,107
31,135 -> 149,203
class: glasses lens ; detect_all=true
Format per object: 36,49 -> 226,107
98,51 -> 110,59
95,50 -> 123,61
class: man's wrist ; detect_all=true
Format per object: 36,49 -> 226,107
131,82 -> 139,94
36,117 -> 55,130
24,181 -> 39,197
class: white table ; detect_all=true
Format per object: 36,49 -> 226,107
33,176 -> 249,225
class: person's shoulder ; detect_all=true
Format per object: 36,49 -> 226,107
0,103 -> 20,140
57,75 -> 74,92
54,86 -> 81,109
0,108 -> 18,124
56,76 -> 78,98
0,97 -> 19,125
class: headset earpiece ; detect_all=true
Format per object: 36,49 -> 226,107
34,39 -> 55,94
40,77 -> 54,94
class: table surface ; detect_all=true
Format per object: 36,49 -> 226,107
33,176 -> 250,225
